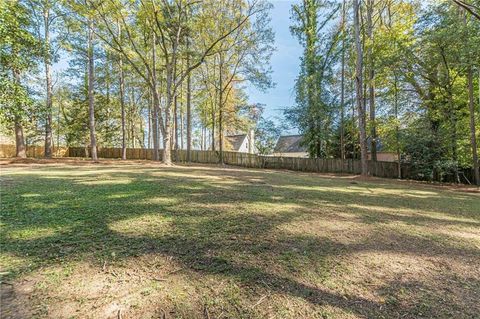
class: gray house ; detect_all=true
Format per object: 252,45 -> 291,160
272,135 -> 309,157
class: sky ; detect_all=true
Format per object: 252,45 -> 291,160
245,0 -> 302,130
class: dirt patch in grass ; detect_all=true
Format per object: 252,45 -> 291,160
1,161 -> 479,318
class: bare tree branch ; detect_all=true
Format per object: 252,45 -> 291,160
452,0 -> 480,20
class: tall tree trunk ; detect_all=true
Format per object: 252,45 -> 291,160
130,86 -> 136,148
354,0 -> 368,175
15,116 -> 27,158
56,103 -> 60,156
163,96 -> 172,165
340,0 -> 346,160
447,83 -> 459,182
119,45 -> 127,159
152,89 -> 161,160
211,101 -> 216,151
87,18 -> 98,161
351,78 -> 357,159
44,7 -> 53,158
394,74 -> 401,179
162,65 -> 173,165
218,54 -> 224,164
468,65 -> 479,185
204,127 -> 207,151
151,33 -> 160,161
366,0 -> 376,161
463,13 -> 479,185
180,108 -> 184,149
159,41 -> 178,165
148,87 -> 152,149
106,53 -> 111,118
139,114 -> 144,149
186,39 -> 192,161
174,94 -> 179,150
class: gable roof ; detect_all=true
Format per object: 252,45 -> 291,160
225,134 -> 247,151
274,135 -> 307,153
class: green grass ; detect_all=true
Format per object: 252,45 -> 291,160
1,161 -> 479,318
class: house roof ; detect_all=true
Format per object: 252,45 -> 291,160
225,134 -> 247,151
273,135 -> 308,153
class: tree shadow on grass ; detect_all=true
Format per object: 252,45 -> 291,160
1,164 -> 479,318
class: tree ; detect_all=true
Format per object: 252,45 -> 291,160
208,1 -> 274,163
467,56 -> 479,184
0,0 -> 42,158
186,32 -> 192,161
387,1 -> 479,182
89,0 -> 270,164
255,116 -> 282,155
353,0 -> 368,175
65,0 -> 100,161
462,8 -> 480,184
365,0 -> 377,161
26,0 -> 66,158
116,22 -> 127,160
374,0 -> 418,178
288,0 -> 340,158
339,0 -> 346,160
87,13 -> 97,161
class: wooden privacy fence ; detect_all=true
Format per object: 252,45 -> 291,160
66,146 -> 403,179
67,147 -> 223,163
261,156 -> 403,179
0,143 -> 407,179
0,144 -> 68,158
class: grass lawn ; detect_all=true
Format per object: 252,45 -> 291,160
1,160 -> 479,319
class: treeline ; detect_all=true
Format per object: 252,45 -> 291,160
0,0 -> 274,164
286,0 -> 480,184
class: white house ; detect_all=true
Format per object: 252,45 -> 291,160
225,130 -> 255,154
